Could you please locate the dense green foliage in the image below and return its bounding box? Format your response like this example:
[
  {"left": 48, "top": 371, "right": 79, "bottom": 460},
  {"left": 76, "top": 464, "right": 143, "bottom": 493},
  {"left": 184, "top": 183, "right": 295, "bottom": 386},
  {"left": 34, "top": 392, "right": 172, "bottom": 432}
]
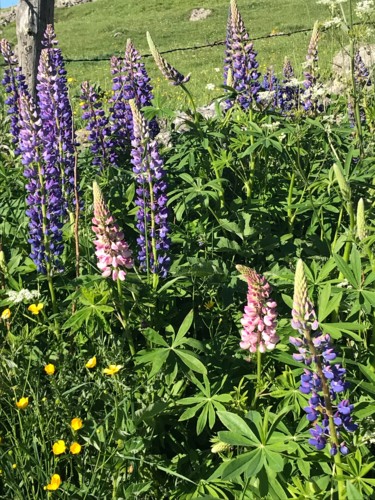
[{"left": 1, "top": 1, "right": 375, "bottom": 498}]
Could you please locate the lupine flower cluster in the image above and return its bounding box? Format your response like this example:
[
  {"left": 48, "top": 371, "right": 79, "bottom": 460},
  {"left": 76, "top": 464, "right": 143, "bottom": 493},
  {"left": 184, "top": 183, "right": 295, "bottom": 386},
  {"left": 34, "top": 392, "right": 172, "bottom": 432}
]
[
  {"left": 237, "top": 265, "right": 279, "bottom": 354},
  {"left": 38, "top": 25, "right": 77, "bottom": 211},
  {"left": 19, "top": 92, "right": 65, "bottom": 273},
  {"left": 223, "top": 0, "right": 261, "bottom": 110},
  {"left": 290, "top": 260, "right": 357, "bottom": 455},
  {"left": 110, "top": 39, "right": 158, "bottom": 146},
  {"left": 147, "top": 32, "right": 190, "bottom": 86},
  {"left": 260, "top": 67, "right": 281, "bottom": 110},
  {"left": 80, "top": 81, "right": 117, "bottom": 169},
  {"left": 348, "top": 51, "right": 372, "bottom": 127},
  {"left": 0, "top": 39, "right": 29, "bottom": 153},
  {"left": 279, "top": 57, "right": 301, "bottom": 115},
  {"left": 1, "top": 27, "right": 78, "bottom": 274},
  {"left": 302, "top": 21, "right": 321, "bottom": 112},
  {"left": 92, "top": 181, "right": 133, "bottom": 281},
  {"left": 130, "top": 100, "right": 170, "bottom": 277}
]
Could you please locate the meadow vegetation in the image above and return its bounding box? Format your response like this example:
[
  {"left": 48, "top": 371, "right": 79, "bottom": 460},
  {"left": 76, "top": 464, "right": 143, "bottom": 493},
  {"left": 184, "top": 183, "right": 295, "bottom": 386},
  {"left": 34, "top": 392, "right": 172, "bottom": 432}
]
[{"left": 0, "top": 0, "right": 374, "bottom": 498}]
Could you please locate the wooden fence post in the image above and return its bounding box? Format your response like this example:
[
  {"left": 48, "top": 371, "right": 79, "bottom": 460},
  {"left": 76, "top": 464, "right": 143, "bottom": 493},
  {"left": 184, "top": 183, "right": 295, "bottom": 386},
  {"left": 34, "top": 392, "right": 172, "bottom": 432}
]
[{"left": 16, "top": 0, "right": 54, "bottom": 97}]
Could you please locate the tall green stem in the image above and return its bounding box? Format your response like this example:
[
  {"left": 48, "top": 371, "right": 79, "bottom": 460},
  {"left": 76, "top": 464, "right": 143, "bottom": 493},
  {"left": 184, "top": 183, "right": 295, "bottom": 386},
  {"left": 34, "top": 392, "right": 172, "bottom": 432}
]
[{"left": 287, "top": 172, "right": 296, "bottom": 230}]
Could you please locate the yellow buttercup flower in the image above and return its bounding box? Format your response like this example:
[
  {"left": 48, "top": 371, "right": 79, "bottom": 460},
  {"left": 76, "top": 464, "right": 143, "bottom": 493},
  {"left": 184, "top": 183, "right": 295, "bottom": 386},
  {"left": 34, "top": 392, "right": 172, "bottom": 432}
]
[
  {"left": 1, "top": 308, "right": 11, "bottom": 320},
  {"left": 85, "top": 356, "right": 97, "bottom": 369},
  {"left": 71, "top": 417, "right": 83, "bottom": 431},
  {"left": 103, "top": 364, "right": 123, "bottom": 376},
  {"left": 12, "top": 463, "right": 16, "bottom": 469},
  {"left": 44, "top": 363, "right": 55, "bottom": 376},
  {"left": 52, "top": 440, "right": 66, "bottom": 455},
  {"left": 44, "top": 474, "right": 61, "bottom": 491},
  {"left": 67, "top": 77, "right": 75, "bottom": 83},
  {"left": 28, "top": 303, "right": 43, "bottom": 315},
  {"left": 16, "top": 397, "right": 29, "bottom": 409},
  {"left": 70, "top": 442, "right": 82, "bottom": 455},
  {"left": 204, "top": 299, "right": 215, "bottom": 310}
]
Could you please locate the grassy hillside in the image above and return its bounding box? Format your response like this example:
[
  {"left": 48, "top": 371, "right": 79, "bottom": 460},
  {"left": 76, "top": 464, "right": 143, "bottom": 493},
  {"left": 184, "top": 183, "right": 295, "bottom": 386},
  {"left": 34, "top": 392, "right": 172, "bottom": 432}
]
[{"left": 1, "top": 0, "right": 371, "bottom": 106}]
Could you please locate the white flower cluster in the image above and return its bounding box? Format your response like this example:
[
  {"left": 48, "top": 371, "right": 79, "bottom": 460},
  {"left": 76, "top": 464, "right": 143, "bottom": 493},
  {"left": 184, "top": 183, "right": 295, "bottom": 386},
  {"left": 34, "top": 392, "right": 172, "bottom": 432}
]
[
  {"left": 323, "top": 16, "right": 343, "bottom": 28},
  {"left": 317, "top": 0, "right": 347, "bottom": 5},
  {"left": 6, "top": 288, "right": 40, "bottom": 304},
  {"left": 356, "top": 0, "right": 374, "bottom": 18},
  {"left": 261, "top": 121, "right": 281, "bottom": 132}
]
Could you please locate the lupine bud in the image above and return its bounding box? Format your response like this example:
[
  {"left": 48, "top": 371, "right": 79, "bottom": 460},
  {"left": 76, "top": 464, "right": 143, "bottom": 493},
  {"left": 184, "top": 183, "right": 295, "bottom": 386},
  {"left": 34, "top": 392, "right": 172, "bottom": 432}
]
[
  {"left": 92, "top": 182, "right": 133, "bottom": 281},
  {"left": 147, "top": 32, "right": 190, "bottom": 86},
  {"left": 279, "top": 57, "right": 301, "bottom": 115},
  {"left": 356, "top": 198, "right": 366, "bottom": 241},
  {"left": 333, "top": 163, "right": 351, "bottom": 201},
  {"left": 236, "top": 265, "right": 279, "bottom": 354}
]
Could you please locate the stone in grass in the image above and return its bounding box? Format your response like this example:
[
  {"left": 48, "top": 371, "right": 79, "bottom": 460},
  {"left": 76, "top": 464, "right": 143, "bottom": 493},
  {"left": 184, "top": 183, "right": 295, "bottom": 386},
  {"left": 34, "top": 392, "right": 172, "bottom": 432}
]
[
  {"left": 189, "top": 8, "right": 212, "bottom": 22},
  {"left": 332, "top": 44, "right": 375, "bottom": 77}
]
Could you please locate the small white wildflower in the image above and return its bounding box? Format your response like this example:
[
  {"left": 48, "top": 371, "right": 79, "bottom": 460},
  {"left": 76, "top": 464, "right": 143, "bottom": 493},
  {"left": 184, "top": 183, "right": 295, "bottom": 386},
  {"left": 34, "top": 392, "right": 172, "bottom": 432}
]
[
  {"left": 214, "top": 67, "right": 220, "bottom": 73},
  {"left": 205, "top": 83, "right": 216, "bottom": 91},
  {"left": 261, "top": 121, "right": 281, "bottom": 132},
  {"left": 356, "top": 0, "right": 374, "bottom": 18},
  {"left": 6, "top": 289, "right": 40, "bottom": 304},
  {"left": 323, "top": 16, "right": 342, "bottom": 28},
  {"left": 278, "top": 133, "right": 286, "bottom": 142}
]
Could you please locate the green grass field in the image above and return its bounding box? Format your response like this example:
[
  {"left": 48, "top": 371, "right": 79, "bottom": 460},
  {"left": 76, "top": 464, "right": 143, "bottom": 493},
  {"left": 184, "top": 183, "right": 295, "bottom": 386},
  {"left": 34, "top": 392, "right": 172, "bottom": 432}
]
[{"left": 1, "top": 0, "right": 372, "bottom": 106}]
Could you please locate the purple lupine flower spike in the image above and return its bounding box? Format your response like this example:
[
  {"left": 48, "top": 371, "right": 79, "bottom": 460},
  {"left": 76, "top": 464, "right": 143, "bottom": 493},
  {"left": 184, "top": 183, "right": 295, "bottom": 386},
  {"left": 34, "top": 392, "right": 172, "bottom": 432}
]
[
  {"left": 38, "top": 25, "right": 77, "bottom": 212},
  {"left": 0, "top": 39, "right": 29, "bottom": 152},
  {"left": 279, "top": 57, "right": 301, "bottom": 115},
  {"left": 109, "top": 39, "right": 158, "bottom": 145},
  {"left": 80, "top": 81, "right": 117, "bottom": 169},
  {"left": 130, "top": 100, "right": 170, "bottom": 278},
  {"left": 302, "top": 21, "right": 321, "bottom": 113},
  {"left": 236, "top": 265, "right": 279, "bottom": 354},
  {"left": 354, "top": 51, "right": 372, "bottom": 88},
  {"left": 224, "top": 0, "right": 261, "bottom": 110},
  {"left": 147, "top": 32, "right": 190, "bottom": 86},
  {"left": 290, "top": 260, "right": 357, "bottom": 455},
  {"left": 19, "top": 92, "right": 64, "bottom": 274},
  {"left": 92, "top": 182, "right": 133, "bottom": 281},
  {"left": 260, "top": 66, "right": 281, "bottom": 110}
]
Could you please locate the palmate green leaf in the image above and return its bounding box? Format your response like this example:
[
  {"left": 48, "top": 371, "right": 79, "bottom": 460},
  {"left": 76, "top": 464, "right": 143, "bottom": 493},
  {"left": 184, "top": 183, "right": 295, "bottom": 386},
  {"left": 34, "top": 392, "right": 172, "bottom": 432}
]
[
  {"left": 197, "top": 403, "right": 209, "bottom": 435},
  {"left": 321, "top": 322, "right": 363, "bottom": 341},
  {"left": 218, "top": 430, "right": 258, "bottom": 447},
  {"left": 221, "top": 449, "right": 263, "bottom": 480},
  {"left": 62, "top": 307, "right": 92, "bottom": 331},
  {"left": 217, "top": 411, "right": 260, "bottom": 443},
  {"left": 142, "top": 328, "right": 170, "bottom": 347},
  {"left": 333, "top": 254, "right": 359, "bottom": 288},
  {"left": 179, "top": 403, "right": 205, "bottom": 421},
  {"left": 318, "top": 283, "right": 342, "bottom": 322},
  {"left": 263, "top": 448, "right": 284, "bottom": 472},
  {"left": 173, "top": 309, "right": 194, "bottom": 346},
  {"left": 346, "top": 481, "right": 364, "bottom": 500},
  {"left": 174, "top": 349, "right": 207, "bottom": 374}
]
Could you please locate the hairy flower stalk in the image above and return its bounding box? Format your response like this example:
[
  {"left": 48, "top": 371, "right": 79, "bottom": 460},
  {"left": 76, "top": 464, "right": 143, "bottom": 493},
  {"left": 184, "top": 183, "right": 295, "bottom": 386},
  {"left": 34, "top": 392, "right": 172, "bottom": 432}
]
[
  {"left": 290, "top": 260, "right": 357, "bottom": 456},
  {"left": 0, "top": 39, "right": 29, "bottom": 152},
  {"left": 348, "top": 51, "right": 371, "bottom": 127},
  {"left": 130, "top": 100, "right": 170, "bottom": 281},
  {"left": 223, "top": 0, "right": 261, "bottom": 110},
  {"left": 38, "top": 25, "right": 77, "bottom": 213},
  {"left": 110, "top": 39, "right": 158, "bottom": 148},
  {"left": 147, "top": 32, "right": 190, "bottom": 86},
  {"left": 236, "top": 265, "right": 279, "bottom": 353},
  {"left": 92, "top": 182, "right": 133, "bottom": 280},
  {"left": 80, "top": 81, "right": 117, "bottom": 169},
  {"left": 302, "top": 22, "right": 321, "bottom": 113}
]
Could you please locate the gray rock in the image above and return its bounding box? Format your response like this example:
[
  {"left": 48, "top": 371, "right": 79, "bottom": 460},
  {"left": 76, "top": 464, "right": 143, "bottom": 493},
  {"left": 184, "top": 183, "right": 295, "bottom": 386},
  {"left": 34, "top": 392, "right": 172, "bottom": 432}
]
[
  {"left": 189, "top": 8, "right": 212, "bottom": 22},
  {"left": 332, "top": 44, "right": 375, "bottom": 77},
  {"left": 56, "top": 0, "right": 93, "bottom": 8}
]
